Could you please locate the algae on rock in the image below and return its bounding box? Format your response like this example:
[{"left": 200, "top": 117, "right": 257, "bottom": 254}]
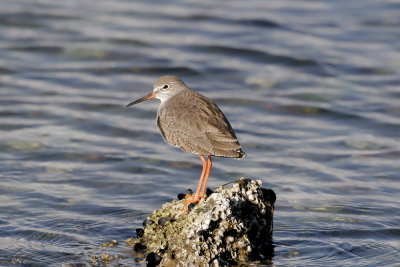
[{"left": 127, "top": 178, "right": 275, "bottom": 266}]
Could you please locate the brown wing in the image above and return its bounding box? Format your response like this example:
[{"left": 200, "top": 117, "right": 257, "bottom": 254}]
[{"left": 157, "top": 90, "right": 246, "bottom": 158}]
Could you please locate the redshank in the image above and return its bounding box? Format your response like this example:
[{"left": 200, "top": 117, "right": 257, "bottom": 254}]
[{"left": 126, "top": 75, "right": 246, "bottom": 213}]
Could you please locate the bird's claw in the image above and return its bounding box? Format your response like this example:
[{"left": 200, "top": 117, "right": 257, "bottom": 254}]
[{"left": 180, "top": 195, "right": 207, "bottom": 215}]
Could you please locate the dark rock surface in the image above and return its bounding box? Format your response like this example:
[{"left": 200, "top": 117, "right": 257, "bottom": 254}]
[{"left": 126, "top": 178, "right": 275, "bottom": 266}]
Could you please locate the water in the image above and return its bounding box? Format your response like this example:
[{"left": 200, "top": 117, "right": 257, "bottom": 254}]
[{"left": 1, "top": 0, "right": 400, "bottom": 266}]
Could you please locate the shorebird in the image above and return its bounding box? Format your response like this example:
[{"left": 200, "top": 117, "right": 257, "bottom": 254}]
[{"left": 126, "top": 75, "right": 246, "bottom": 214}]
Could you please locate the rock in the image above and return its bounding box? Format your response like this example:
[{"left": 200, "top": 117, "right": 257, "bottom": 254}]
[
  {"left": 185, "top": 189, "right": 193, "bottom": 195},
  {"left": 136, "top": 228, "right": 144, "bottom": 238},
  {"left": 157, "top": 217, "right": 173, "bottom": 227},
  {"left": 146, "top": 252, "right": 162, "bottom": 266},
  {"left": 177, "top": 193, "right": 186, "bottom": 200},
  {"left": 133, "top": 242, "right": 146, "bottom": 252},
  {"left": 205, "top": 187, "right": 214, "bottom": 197},
  {"left": 143, "top": 219, "right": 155, "bottom": 228},
  {"left": 126, "top": 178, "right": 275, "bottom": 266}
]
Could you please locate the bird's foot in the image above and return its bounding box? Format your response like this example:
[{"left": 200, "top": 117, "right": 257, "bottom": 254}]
[{"left": 181, "top": 194, "right": 206, "bottom": 215}]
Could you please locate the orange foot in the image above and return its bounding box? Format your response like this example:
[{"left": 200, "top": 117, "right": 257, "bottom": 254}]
[
  {"left": 181, "top": 194, "right": 207, "bottom": 215},
  {"left": 181, "top": 155, "right": 212, "bottom": 216}
]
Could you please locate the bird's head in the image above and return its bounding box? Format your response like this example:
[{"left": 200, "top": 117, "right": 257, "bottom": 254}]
[{"left": 126, "top": 75, "right": 186, "bottom": 107}]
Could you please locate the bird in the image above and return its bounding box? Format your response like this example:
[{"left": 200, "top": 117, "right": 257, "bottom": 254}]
[{"left": 126, "top": 75, "right": 246, "bottom": 214}]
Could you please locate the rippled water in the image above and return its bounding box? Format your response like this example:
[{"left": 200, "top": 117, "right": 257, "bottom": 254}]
[{"left": 1, "top": 0, "right": 400, "bottom": 266}]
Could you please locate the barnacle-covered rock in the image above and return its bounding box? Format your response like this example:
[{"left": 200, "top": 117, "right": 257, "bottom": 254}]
[{"left": 126, "top": 178, "right": 275, "bottom": 266}]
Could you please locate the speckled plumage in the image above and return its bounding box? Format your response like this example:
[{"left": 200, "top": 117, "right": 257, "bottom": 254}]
[
  {"left": 126, "top": 75, "right": 246, "bottom": 212},
  {"left": 156, "top": 83, "right": 245, "bottom": 158}
]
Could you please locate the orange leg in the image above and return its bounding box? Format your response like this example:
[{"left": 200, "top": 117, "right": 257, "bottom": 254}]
[
  {"left": 182, "top": 155, "right": 210, "bottom": 215},
  {"left": 193, "top": 155, "right": 207, "bottom": 201},
  {"left": 199, "top": 156, "right": 212, "bottom": 199}
]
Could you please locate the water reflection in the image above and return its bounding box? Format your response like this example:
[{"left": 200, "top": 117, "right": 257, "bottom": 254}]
[{"left": 0, "top": 0, "right": 400, "bottom": 266}]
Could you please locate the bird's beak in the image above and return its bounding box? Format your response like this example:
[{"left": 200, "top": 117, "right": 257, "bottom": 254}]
[{"left": 126, "top": 92, "right": 156, "bottom": 107}]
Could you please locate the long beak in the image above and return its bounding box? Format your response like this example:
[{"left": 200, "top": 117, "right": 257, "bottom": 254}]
[{"left": 126, "top": 92, "right": 156, "bottom": 107}]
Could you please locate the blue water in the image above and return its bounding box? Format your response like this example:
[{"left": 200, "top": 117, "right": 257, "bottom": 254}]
[{"left": 1, "top": 0, "right": 400, "bottom": 266}]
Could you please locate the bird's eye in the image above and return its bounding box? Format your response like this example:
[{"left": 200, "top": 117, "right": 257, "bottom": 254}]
[{"left": 162, "top": 84, "right": 169, "bottom": 89}]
